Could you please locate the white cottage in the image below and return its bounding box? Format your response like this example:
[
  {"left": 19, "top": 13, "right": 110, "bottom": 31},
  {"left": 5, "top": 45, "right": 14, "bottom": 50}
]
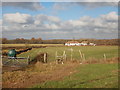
[
  {"left": 65, "top": 41, "right": 96, "bottom": 46},
  {"left": 89, "top": 43, "right": 96, "bottom": 46},
  {"left": 65, "top": 41, "right": 80, "bottom": 46},
  {"left": 79, "top": 41, "right": 88, "bottom": 46}
]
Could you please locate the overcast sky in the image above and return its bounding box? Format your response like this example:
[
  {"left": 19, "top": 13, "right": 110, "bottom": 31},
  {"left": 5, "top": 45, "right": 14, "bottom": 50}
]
[{"left": 1, "top": 1, "right": 119, "bottom": 39}]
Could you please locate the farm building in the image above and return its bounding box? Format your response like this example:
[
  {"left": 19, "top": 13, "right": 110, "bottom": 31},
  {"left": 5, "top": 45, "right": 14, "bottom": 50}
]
[
  {"left": 89, "top": 43, "right": 96, "bottom": 46},
  {"left": 65, "top": 41, "right": 80, "bottom": 46},
  {"left": 79, "top": 41, "right": 88, "bottom": 46},
  {"left": 65, "top": 41, "right": 96, "bottom": 46}
]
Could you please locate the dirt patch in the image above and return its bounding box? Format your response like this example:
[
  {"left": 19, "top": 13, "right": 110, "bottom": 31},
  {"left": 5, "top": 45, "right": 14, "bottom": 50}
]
[
  {"left": 2, "top": 66, "right": 26, "bottom": 73},
  {"left": 2, "top": 61, "right": 79, "bottom": 88}
]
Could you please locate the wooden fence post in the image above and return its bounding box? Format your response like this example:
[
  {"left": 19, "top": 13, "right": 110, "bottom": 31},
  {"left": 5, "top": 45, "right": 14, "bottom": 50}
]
[
  {"left": 27, "top": 55, "right": 30, "bottom": 65},
  {"left": 104, "top": 53, "right": 106, "bottom": 62},
  {"left": 44, "top": 53, "right": 47, "bottom": 63},
  {"left": 79, "top": 50, "right": 83, "bottom": 62}
]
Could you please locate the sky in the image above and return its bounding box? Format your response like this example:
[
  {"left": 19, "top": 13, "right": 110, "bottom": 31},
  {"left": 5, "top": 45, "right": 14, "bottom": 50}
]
[{"left": 1, "top": 1, "right": 119, "bottom": 40}]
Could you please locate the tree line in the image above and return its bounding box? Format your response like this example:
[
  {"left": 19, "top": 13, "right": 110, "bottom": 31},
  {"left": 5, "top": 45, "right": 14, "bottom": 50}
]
[{"left": 1, "top": 37, "right": 120, "bottom": 45}]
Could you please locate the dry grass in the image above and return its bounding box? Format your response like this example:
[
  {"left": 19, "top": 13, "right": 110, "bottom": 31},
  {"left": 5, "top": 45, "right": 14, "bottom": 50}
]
[
  {"left": 2, "top": 61, "right": 79, "bottom": 88},
  {"left": 2, "top": 57, "right": 119, "bottom": 88},
  {"left": 1, "top": 44, "right": 64, "bottom": 47},
  {"left": 77, "top": 57, "right": 118, "bottom": 64}
]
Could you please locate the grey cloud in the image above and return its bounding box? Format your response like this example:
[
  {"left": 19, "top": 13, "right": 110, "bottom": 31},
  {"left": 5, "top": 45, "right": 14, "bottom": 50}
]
[
  {"left": 2, "top": 2, "right": 43, "bottom": 11},
  {"left": 35, "top": 14, "right": 61, "bottom": 24},
  {"left": 74, "top": 2, "right": 118, "bottom": 8},
  {"left": 53, "top": 3, "right": 72, "bottom": 11},
  {"left": 52, "top": 2, "right": 118, "bottom": 12}
]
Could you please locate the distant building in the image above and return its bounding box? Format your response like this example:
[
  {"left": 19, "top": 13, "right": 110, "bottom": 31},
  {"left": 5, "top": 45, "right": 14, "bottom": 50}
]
[
  {"left": 89, "top": 43, "right": 96, "bottom": 46},
  {"left": 79, "top": 41, "right": 88, "bottom": 46},
  {"left": 65, "top": 41, "right": 96, "bottom": 46},
  {"left": 65, "top": 41, "right": 80, "bottom": 46}
]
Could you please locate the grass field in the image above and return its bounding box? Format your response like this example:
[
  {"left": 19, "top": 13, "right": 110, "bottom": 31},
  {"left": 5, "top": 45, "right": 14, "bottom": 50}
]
[
  {"left": 2, "top": 45, "right": 119, "bottom": 88},
  {"left": 32, "top": 63, "right": 118, "bottom": 88},
  {"left": 18, "top": 46, "right": 118, "bottom": 62},
  {"left": 2, "top": 62, "right": 118, "bottom": 88},
  {"left": 1, "top": 44, "right": 63, "bottom": 47}
]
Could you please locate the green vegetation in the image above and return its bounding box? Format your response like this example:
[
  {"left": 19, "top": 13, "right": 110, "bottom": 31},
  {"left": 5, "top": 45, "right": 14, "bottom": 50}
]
[
  {"left": 18, "top": 46, "right": 118, "bottom": 62},
  {"left": 2, "top": 46, "right": 119, "bottom": 88},
  {"left": 32, "top": 63, "right": 118, "bottom": 88}
]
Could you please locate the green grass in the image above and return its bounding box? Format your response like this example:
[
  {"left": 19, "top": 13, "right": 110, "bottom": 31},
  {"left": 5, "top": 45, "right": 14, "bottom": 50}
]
[
  {"left": 2, "top": 45, "right": 119, "bottom": 88},
  {"left": 32, "top": 63, "right": 118, "bottom": 88},
  {"left": 18, "top": 46, "right": 118, "bottom": 62},
  {"left": 2, "top": 46, "right": 118, "bottom": 64}
]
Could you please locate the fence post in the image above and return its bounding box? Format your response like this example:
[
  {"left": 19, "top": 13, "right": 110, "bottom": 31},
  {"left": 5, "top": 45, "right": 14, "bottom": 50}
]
[
  {"left": 104, "top": 53, "right": 106, "bottom": 62},
  {"left": 79, "top": 50, "right": 83, "bottom": 62},
  {"left": 44, "top": 53, "right": 47, "bottom": 63},
  {"left": 27, "top": 55, "right": 30, "bottom": 65}
]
